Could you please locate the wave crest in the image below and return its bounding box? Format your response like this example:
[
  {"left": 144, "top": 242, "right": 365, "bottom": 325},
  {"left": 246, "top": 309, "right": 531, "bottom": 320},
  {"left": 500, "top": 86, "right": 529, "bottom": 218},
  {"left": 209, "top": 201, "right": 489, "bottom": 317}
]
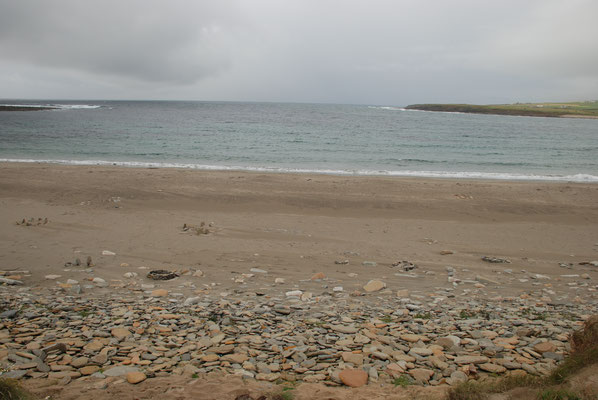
[{"left": 1, "top": 158, "right": 596, "bottom": 183}]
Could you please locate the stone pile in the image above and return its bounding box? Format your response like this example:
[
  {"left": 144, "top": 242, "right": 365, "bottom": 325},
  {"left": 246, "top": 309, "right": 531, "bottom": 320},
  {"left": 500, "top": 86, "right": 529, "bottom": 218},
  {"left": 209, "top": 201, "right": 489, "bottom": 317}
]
[{"left": 1, "top": 280, "right": 595, "bottom": 388}]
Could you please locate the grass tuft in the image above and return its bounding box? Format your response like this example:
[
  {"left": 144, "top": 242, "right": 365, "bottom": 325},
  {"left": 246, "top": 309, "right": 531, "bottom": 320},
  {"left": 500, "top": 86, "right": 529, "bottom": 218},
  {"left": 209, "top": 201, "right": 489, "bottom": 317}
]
[
  {"left": 447, "top": 315, "right": 598, "bottom": 400},
  {"left": 538, "top": 388, "right": 582, "bottom": 400},
  {"left": 0, "top": 378, "right": 37, "bottom": 400},
  {"left": 392, "top": 375, "right": 411, "bottom": 387},
  {"left": 446, "top": 375, "right": 540, "bottom": 400},
  {"left": 548, "top": 316, "right": 598, "bottom": 384}
]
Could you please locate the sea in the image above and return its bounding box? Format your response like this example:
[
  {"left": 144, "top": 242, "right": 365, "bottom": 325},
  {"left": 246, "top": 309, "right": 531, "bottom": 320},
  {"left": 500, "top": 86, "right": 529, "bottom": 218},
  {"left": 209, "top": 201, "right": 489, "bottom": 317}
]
[{"left": 1, "top": 100, "right": 597, "bottom": 182}]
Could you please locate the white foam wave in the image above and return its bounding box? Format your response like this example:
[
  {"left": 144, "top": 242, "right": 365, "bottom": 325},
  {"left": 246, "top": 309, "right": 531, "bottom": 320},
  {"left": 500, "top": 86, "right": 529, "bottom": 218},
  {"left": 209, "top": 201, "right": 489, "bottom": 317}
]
[
  {"left": 368, "top": 106, "right": 405, "bottom": 111},
  {"left": 1, "top": 158, "right": 597, "bottom": 183},
  {"left": 51, "top": 104, "right": 101, "bottom": 110},
  {"left": 367, "top": 106, "right": 467, "bottom": 114}
]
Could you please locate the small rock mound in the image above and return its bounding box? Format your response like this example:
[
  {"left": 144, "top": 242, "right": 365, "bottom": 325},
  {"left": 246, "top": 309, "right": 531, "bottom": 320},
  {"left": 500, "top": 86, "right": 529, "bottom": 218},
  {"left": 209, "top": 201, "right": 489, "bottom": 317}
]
[
  {"left": 147, "top": 270, "right": 179, "bottom": 280},
  {"left": 16, "top": 217, "right": 48, "bottom": 226}
]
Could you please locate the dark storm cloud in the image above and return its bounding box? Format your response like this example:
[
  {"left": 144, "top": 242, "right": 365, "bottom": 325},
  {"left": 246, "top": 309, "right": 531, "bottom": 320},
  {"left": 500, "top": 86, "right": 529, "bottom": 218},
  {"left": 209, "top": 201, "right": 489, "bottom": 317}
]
[
  {"left": 0, "top": 0, "right": 242, "bottom": 84},
  {"left": 0, "top": 0, "right": 596, "bottom": 103}
]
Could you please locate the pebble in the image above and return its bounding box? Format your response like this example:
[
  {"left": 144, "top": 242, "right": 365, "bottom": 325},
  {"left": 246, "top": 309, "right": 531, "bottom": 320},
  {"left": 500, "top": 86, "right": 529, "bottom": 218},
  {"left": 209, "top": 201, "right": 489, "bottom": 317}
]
[
  {"left": 533, "top": 342, "right": 557, "bottom": 353},
  {"left": 409, "top": 368, "right": 434, "bottom": 382},
  {"left": 363, "top": 280, "right": 386, "bottom": 292},
  {"left": 0, "top": 263, "right": 593, "bottom": 390},
  {"left": 0, "top": 309, "right": 18, "bottom": 319},
  {"left": 339, "top": 368, "right": 368, "bottom": 387},
  {"left": 151, "top": 289, "right": 169, "bottom": 297},
  {"left": 126, "top": 371, "right": 147, "bottom": 384},
  {"left": 104, "top": 366, "right": 140, "bottom": 377},
  {"left": 111, "top": 327, "right": 131, "bottom": 339},
  {"left": 80, "top": 366, "right": 99, "bottom": 375},
  {"left": 311, "top": 272, "right": 326, "bottom": 280}
]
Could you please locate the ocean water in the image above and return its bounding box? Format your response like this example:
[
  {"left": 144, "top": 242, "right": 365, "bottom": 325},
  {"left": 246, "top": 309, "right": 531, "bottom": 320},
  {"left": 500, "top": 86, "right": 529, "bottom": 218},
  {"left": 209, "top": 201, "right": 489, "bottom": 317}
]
[{"left": 1, "top": 100, "right": 597, "bottom": 182}]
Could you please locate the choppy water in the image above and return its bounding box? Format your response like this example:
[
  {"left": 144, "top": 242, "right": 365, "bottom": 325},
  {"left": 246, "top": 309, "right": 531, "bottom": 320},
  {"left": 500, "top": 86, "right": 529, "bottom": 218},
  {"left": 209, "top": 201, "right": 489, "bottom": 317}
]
[{"left": 1, "top": 100, "right": 597, "bottom": 182}]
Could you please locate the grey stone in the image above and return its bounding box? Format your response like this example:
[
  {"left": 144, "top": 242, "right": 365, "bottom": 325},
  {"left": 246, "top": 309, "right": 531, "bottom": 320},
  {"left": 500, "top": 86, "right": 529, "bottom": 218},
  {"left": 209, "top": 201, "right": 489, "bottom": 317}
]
[
  {"left": 103, "top": 366, "right": 139, "bottom": 377},
  {"left": 0, "top": 309, "right": 18, "bottom": 319},
  {"left": 1, "top": 370, "right": 28, "bottom": 379}
]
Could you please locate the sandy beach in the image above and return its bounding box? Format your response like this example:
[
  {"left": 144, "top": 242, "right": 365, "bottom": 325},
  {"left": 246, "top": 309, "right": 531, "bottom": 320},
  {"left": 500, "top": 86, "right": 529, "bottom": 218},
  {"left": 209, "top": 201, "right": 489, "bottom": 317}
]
[
  {"left": 2, "top": 162, "right": 597, "bottom": 290},
  {"left": 1, "top": 162, "right": 597, "bottom": 399}
]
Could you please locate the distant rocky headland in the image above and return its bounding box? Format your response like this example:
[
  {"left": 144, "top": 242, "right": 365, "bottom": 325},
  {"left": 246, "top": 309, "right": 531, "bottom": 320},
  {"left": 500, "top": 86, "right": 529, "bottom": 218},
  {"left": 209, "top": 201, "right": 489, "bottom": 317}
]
[
  {"left": 0, "top": 105, "right": 58, "bottom": 111},
  {"left": 405, "top": 101, "right": 598, "bottom": 118}
]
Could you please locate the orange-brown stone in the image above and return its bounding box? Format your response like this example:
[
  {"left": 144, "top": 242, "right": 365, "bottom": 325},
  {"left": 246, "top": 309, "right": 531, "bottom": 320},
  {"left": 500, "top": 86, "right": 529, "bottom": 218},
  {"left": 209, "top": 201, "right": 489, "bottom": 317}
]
[{"left": 339, "top": 368, "right": 368, "bottom": 387}]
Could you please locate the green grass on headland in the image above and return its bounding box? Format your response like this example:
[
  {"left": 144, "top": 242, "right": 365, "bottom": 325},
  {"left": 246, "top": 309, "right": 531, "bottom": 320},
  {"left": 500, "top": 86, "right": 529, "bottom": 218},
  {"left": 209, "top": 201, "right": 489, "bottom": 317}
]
[{"left": 405, "top": 101, "right": 598, "bottom": 118}]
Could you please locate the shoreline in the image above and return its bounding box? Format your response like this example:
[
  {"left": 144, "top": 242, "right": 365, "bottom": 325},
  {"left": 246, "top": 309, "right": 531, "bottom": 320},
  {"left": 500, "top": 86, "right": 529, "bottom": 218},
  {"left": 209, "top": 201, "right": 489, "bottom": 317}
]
[{"left": 2, "top": 159, "right": 597, "bottom": 184}]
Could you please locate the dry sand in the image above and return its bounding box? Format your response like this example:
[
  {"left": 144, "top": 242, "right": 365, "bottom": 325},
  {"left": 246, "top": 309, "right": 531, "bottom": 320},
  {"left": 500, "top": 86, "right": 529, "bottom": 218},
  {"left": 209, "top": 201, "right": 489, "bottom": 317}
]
[
  {"left": 1, "top": 162, "right": 598, "bottom": 399},
  {"left": 1, "top": 162, "right": 597, "bottom": 296}
]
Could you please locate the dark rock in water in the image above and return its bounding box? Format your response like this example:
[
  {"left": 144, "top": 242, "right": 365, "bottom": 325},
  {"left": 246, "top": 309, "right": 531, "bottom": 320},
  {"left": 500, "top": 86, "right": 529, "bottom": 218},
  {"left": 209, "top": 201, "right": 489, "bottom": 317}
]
[
  {"left": 0, "top": 309, "right": 18, "bottom": 319},
  {"left": 482, "top": 256, "right": 511, "bottom": 264},
  {"left": 147, "top": 269, "right": 179, "bottom": 280}
]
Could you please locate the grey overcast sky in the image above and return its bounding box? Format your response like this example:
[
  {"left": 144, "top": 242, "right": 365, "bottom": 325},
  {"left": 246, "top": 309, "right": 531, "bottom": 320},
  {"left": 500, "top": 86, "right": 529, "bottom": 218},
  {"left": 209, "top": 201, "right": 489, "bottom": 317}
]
[{"left": 0, "top": 0, "right": 596, "bottom": 105}]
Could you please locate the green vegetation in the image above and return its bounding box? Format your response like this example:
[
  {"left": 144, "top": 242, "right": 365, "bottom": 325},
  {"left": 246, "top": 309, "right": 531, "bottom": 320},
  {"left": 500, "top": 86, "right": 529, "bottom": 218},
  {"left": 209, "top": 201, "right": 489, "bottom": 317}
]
[
  {"left": 0, "top": 378, "right": 37, "bottom": 400},
  {"left": 380, "top": 315, "right": 393, "bottom": 323},
  {"left": 548, "top": 316, "right": 598, "bottom": 384},
  {"left": 446, "top": 375, "right": 540, "bottom": 400},
  {"left": 520, "top": 308, "right": 549, "bottom": 321},
  {"left": 280, "top": 387, "right": 295, "bottom": 400},
  {"left": 538, "top": 389, "right": 582, "bottom": 400},
  {"left": 413, "top": 312, "right": 432, "bottom": 319},
  {"left": 392, "top": 375, "right": 412, "bottom": 387},
  {"left": 446, "top": 316, "right": 598, "bottom": 400},
  {"left": 459, "top": 310, "right": 490, "bottom": 320},
  {"left": 405, "top": 101, "right": 598, "bottom": 118}
]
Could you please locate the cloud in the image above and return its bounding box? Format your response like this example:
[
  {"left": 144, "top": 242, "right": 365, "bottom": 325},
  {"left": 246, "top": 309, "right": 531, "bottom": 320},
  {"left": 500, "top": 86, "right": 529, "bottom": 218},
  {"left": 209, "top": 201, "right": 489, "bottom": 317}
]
[
  {"left": 479, "top": 0, "right": 598, "bottom": 79},
  {"left": 0, "top": 0, "right": 596, "bottom": 103},
  {"left": 0, "top": 0, "right": 243, "bottom": 84}
]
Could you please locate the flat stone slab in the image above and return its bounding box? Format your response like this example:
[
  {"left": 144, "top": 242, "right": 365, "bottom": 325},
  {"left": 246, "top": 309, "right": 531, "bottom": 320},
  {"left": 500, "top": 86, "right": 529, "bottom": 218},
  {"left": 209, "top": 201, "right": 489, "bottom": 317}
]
[
  {"left": 103, "top": 366, "right": 140, "bottom": 377},
  {"left": 454, "top": 356, "right": 489, "bottom": 364}
]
